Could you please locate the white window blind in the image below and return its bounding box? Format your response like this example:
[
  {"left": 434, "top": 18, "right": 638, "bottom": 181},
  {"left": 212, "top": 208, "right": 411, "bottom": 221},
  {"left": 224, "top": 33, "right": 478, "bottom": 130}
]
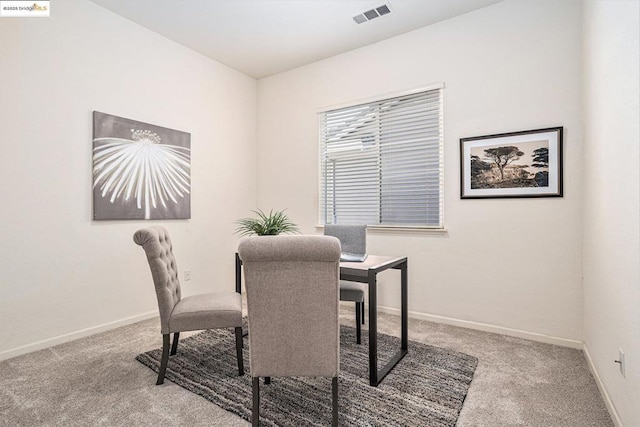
[{"left": 319, "top": 88, "right": 443, "bottom": 227}]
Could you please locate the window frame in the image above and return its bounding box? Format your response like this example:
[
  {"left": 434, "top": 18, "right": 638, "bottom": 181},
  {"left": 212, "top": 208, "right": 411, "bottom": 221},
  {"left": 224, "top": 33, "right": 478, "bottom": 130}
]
[{"left": 317, "top": 83, "right": 445, "bottom": 230}]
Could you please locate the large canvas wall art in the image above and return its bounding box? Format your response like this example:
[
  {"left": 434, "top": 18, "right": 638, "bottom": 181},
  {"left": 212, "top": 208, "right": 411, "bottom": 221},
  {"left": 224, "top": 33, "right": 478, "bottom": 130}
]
[{"left": 92, "top": 111, "right": 191, "bottom": 220}]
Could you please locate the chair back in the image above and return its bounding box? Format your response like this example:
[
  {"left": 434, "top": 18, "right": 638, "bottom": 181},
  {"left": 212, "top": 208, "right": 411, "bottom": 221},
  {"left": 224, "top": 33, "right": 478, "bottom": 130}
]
[
  {"left": 133, "top": 226, "right": 182, "bottom": 334},
  {"left": 238, "top": 235, "right": 341, "bottom": 378},
  {"left": 324, "top": 225, "right": 367, "bottom": 254}
]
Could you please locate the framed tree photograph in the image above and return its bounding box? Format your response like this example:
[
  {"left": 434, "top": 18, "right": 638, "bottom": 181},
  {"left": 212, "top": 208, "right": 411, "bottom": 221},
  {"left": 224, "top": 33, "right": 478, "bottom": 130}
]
[
  {"left": 460, "top": 127, "right": 563, "bottom": 199},
  {"left": 92, "top": 111, "right": 191, "bottom": 220}
]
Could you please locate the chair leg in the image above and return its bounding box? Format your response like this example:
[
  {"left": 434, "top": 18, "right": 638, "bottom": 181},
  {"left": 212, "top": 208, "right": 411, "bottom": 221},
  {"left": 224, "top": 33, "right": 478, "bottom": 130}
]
[
  {"left": 234, "top": 327, "right": 244, "bottom": 376},
  {"left": 170, "top": 332, "right": 180, "bottom": 356},
  {"left": 252, "top": 377, "right": 260, "bottom": 427},
  {"left": 332, "top": 376, "right": 339, "bottom": 427},
  {"left": 355, "top": 301, "right": 365, "bottom": 325},
  {"left": 355, "top": 302, "right": 362, "bottom": 344},
  {"left": 157, "top": 334, "right": 170, "bottom": 385},
  {"left": 264, "top": 377, "right": 271, "bottom": 385}
]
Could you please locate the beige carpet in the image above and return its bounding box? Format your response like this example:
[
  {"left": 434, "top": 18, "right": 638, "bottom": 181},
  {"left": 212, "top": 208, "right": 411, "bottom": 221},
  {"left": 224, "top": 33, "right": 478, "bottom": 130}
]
[{"left": 0, "top": 306, "right": 613, "bottom": 426}]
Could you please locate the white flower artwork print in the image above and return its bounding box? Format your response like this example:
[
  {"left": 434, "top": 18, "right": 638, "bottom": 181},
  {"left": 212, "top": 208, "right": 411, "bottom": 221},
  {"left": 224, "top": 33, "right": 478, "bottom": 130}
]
[{"left": 92, "top": 111, "right": 191, "bottom": 220}]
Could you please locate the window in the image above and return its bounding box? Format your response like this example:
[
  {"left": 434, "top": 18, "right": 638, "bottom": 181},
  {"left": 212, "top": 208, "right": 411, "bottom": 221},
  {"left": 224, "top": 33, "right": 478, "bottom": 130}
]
[{"left": 318, "top": 86, "right": 443, "bottom": 227}]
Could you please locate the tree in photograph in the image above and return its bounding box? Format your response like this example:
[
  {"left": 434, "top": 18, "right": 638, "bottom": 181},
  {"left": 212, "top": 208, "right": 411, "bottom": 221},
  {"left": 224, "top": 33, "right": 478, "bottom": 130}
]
[
  {"left": 470, "top": 155, "right": 492, "bottom": 188},
  {"left": 483, "top": 146, "right": 524, "bottom": 181},
  {"left": 531, "top": 147, "right": 549, "bottom": 187},
  {"left": 531, "top": 147, "right": 549, "bottom": 168}
]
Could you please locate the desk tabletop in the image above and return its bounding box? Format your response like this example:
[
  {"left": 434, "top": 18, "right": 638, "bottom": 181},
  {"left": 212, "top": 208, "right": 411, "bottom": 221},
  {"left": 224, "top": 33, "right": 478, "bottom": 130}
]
[{"left": 340, "top": 255, "right": 407, "bottom": 277}]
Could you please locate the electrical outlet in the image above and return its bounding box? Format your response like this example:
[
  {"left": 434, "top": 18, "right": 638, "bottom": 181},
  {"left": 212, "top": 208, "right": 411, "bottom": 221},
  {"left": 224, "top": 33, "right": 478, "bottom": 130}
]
[
  {"left": 617, "top": 349, "right": 625, "bottom": 378},
  {"left": 184, "top": 270, "right": 191, "bottom": 281}
]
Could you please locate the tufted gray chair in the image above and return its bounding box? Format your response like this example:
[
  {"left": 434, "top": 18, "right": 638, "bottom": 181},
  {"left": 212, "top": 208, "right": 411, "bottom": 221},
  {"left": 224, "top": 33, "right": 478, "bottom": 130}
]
[
  {"left": 238, "top": 235, "right": 341, "bottom": 427},
  {"left": 324, "top": 224, "right": 368, "bottom": 344},
  {"left": 134, "top": 226, "right": 244, "bottom": 385}
]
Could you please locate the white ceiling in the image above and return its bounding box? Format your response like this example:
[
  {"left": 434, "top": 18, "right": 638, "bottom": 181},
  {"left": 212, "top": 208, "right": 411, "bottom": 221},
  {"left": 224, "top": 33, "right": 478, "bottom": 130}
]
[{"left": 89, "top": 0, "right": 502, "bottom": 79}]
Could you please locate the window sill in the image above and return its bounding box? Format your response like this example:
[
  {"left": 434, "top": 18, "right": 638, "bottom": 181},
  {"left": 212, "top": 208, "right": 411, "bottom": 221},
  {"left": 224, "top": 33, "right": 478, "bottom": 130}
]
[{"left": 315, "top": 225, "right": 448, "bottom": 234}]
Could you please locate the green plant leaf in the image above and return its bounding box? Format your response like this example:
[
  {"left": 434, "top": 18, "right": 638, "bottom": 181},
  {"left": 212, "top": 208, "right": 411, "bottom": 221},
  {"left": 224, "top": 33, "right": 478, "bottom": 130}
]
[{"left": 234, "top": 209, "right": 300, "bottom": 236}]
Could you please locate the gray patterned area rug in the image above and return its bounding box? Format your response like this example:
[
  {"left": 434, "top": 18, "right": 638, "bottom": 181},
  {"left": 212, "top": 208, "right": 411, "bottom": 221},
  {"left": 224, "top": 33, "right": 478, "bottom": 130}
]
[{"left": 136, "top": 325, "right": 477, "bottom": 426}]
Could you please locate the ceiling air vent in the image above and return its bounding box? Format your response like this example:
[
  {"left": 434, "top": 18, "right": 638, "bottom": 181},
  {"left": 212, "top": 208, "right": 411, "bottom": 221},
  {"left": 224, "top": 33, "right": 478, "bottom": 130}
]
[{"left": 353, "top": 3, "right": 392, "bottom": 24}]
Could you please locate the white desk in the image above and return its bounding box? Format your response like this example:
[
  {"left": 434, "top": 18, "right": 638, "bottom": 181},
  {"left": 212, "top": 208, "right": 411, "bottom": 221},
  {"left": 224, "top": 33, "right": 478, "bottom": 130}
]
[
  {"left": 235, "top": 253, "right": 408, "bottom": 387},
  {"left": 339, "top": 255, "right": 408, "bottom": 386}
]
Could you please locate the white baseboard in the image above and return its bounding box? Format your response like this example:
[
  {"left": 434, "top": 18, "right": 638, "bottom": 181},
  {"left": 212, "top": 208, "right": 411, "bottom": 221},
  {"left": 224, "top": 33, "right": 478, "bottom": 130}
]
[
  {"left": 376, "top": 305, "right": 584, "bottom": 349},
  {"left": 2, "top": 304, "right": 583, "bottom": 359},
  {"left": 583, "top": 345, "right": 623, "bottom": 427},
  {"left": 0, "top": 310, "right": 158, "bottom": 362}
]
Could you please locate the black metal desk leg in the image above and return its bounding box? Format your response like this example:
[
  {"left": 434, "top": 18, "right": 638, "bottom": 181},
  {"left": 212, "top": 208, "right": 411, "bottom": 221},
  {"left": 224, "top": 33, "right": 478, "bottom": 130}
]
[
  {"left": 401, "top": 260, "right": 408, "bottom": 350},
  {"left": 368, "top": 270, "right": 377, "bottom": 386}
]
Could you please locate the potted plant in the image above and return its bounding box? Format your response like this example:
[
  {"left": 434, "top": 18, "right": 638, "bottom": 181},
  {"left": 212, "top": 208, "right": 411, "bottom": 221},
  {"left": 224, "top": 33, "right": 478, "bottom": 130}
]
[{"left": 235, "top": 209, "right": 300, "bottom": 236}]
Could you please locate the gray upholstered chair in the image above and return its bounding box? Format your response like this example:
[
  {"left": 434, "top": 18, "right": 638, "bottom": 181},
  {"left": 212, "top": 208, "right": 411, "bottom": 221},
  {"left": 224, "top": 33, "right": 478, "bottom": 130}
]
[
  {"left": 238, "top": 235, "right": 341, "bottom": 427},
  {"left": 133, "top": 226, "right": 244, "bottom": 385},
  {"left": 324, "top": 224, "right": 367, "bottom": 344}
]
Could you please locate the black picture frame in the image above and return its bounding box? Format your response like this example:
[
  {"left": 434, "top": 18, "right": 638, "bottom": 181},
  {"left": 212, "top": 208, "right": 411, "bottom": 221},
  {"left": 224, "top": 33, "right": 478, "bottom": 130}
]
[{"left": 460, "top": 127, "right": 563, "bottom": 199}]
